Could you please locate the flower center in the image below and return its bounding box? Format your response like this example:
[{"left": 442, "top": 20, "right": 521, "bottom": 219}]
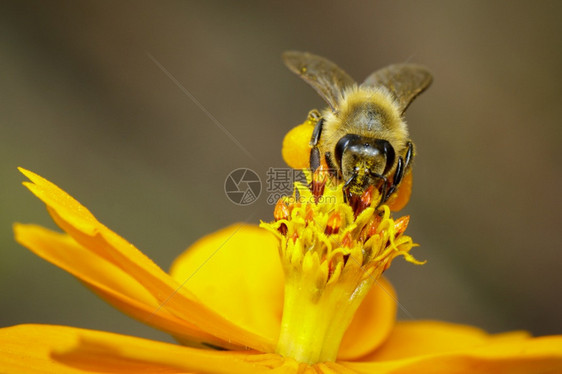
[{"left": 260, "top": 169, "right": 423, "bottom": 364}]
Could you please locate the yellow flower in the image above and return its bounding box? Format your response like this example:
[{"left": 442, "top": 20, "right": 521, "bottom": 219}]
[
  {"left": 260, "top": 168, "right": 423, "bottom": 364},
  {"left": 2, "top": 167, "right": 562, "bottom": 373}
]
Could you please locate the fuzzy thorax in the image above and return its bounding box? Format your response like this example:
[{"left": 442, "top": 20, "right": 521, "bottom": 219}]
[{"left": 321, "top": 85, "right": 409, "bottom": 156}]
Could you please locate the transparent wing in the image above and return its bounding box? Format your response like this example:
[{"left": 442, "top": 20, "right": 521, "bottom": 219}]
[
  {"left": 362, "top": 64, "right": 432, "bottom": 113},
  {"left": 283, "top": 51, "right": 355, "bottom": 111}
]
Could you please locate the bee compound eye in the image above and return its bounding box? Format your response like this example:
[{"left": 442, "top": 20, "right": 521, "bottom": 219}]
[
  {"left": 375, "top": 139, "right": 395, "bottom": 176},
  {"left": 335, "top": 134, "right": 362, "bottom": 170}
]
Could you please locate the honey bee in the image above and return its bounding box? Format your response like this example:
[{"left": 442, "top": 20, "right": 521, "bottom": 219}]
[{"left": 283, "top": 51, "right": 432, "bottom": 205}]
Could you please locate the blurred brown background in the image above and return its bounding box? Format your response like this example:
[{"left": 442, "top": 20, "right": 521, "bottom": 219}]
[{"left": 1, "top": 1, "right": 561, "bottom": 343}]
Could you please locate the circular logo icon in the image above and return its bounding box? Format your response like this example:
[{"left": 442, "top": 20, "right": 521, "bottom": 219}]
[{"left": 224, "top": 168, "right": 261, "bottom": 205}]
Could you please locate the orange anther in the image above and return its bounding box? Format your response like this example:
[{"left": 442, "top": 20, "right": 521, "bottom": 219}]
[
  {"left": 325, "top": 212, "right": 342, "bottom": 235},
  {"left": 274, "top": 199, "right": 290, "bottom": 221},
  {"left": 341, "top": 232, "right": 353, "bottom": 248},
  {"left": 394, "top": 216, "right": 410, "bottom": 235}
]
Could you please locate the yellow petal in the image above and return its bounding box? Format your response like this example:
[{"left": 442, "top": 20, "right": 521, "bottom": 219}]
[
  {"left": 17, "top": 168, "right": 273, "bottom": 352},
  {"left": 342, "top": 321, "right": 562, "bottom": 373},
  {"left": 0, "top": 325, "right": 284, "bottom": 373},
  {"left": 337, "top": 278, "right": 397, "bottom": 360},
  {"left": 169, "top": 223, "right": 398, "bottom": 362},
  {"left": 169, "top": 224, "right": 284, "bottom": 344},
  {"left": 0, "top": 325, "right": 93, "bottom": 374},
  {"left": 265, "top": 359, "right": 358, "bottom": 374},
  {"left": 366, "top": 320, "right": 499, "bottom": 360},
  {"left": 14, "top": 224, "right": 224, "bottom": 347}
]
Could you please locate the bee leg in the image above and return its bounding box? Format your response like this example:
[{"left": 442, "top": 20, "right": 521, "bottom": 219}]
[
  {"left": 386, "top": 156, "right": 404, "bottom": 198},
  {"left": 310, "top": 147, "right": 321, "bottom": 171},
  {"left": 309, "top": 118, "right": 324, "bottom": 171},
  {"left": 385, "top": 142, "right": 413, "bottom": 200},
  {"left": 310, "top": 118, "right": 324, "bottom": 147},
  {"left": 403, "top": 141, "right": 413, "bottom": 170},
  {"left": 379, "top": 179, "right": 388, "bottom": 207}
]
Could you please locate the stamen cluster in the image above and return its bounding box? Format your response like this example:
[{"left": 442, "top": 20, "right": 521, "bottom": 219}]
[
  {"left": 262, "top": 169, "right": 421, "bottom": 290},
  {"left": 260, "top": 168, "right": 423, "bottom": 364}
]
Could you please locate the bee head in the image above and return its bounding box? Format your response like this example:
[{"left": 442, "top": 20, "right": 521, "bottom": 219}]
[{"left": 334, "top": 134, "right": 396, "bottom": 195}]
